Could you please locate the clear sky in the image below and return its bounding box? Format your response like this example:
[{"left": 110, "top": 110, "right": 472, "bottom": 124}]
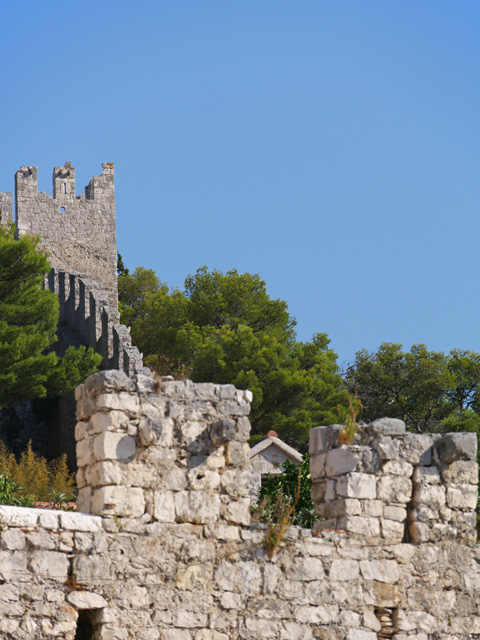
[{"left": 1, "top": 2, "right": 479, "bottom": 367}]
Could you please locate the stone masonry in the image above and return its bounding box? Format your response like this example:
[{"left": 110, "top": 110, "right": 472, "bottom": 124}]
[
  {"left": 0, "top": 190, "right": 13, "bottom": 226},
  {"left": 0, "top": 370, "right": 479, "bottom": 639},
  {"left": 310, "top": 419, "right": 478, "bottom": 546},
  {"left": 13, "top": 162, "right": 118, "bottom": 308},
  {"left": 47, "top": 269, "right": 148, "bottom": 378}
]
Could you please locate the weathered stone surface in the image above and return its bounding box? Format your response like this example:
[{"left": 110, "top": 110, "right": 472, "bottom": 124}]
[
  {"left": 368, "top": 417, "right": 406, "bottom": 436},
  {"left": 436, "top": 433, "right": 477, "bottom": 464},
  {"left": 326, "top": 449, "right": 358, "bottom": 476},
  {"left": 67, "top": 591, "right": 108, "bottom": 609},
  {"left": 336, "top": 473, "right": 376, "bottom": 499},
  {"left": 94, "top": 432, "right": 136, "bottom": 462}
]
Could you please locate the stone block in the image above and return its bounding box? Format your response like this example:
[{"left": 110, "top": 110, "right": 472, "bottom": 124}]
[
  {"left": 311, "top": 480, "right": 326, "bottom": 502},
  {"left": 337, "top": 516, "right": 380, "bottom": 537},
  {"left": 373, "top": 436, "right": 399, "bottom": 460},
  {"left": 310, "top": 453, "right": 326, "bottom": 479},
  {"left": 446, "top": 484, "right": 478, "bottom": 510},
  {"left": 309, "top": 425, "right": 342, "bottom": 455},
  {"left": 29, "top": 551, "right": 68, "bottom": 581},
  {"left": 413, "top": 484, "right": 445, "bottom": 509},
  {"left": 413, "top": 465, "right": 441, "bottom": 484},
  {"left": 0, "top": 506, "right": 39, "bottom": 527},
  {"left": 75, "top": 420, "right": 88, "bottom": 441},
  {"left": 76, "top": 487, "right": 92, "bottom": 513},
  {"left": 381, "top": 519, "right": 404, "bottom": 541},
  {"left": 91, "top": 486, "right": 145, "bottom": 518},
  {"left": 316, "top": 498, "right": 361, "bottom": 519},
  {"left": 67, "top": 591, "right": 107, "bottom": 609},
  {"left": 377, "top": 475, "right": 412, "bottom": 504},
  {"left": 336, "top": 472, "right": 376, "bottom": 499},
  {"left": 437, "top": 432, "right": 477, "bottom": 464},
  {"left": 329, "top": 559, "right": 360, "bottom": 581},
  {"left": 151, "top": 491, "right": 175, "bottom": 522},
  {"left": 384, "top": 505, "right": 406, "bottom": 522},
  {"left": 368, "top": 417, "right": 406, "bottom": 435},
  {"left": 361, "top": 499, "right": 383, "bottom": 517},
  {"left": 86, "top": 460, "right": 126, "bottom": 486},
  {"left": 226, "top": 441, "right": 250, "bottom": 466},
  {"left": 382, "top": 460, "right": 413, "bottom": 477},
  {"left": 1, "top": 528, "right": 26, "bottom": 550},
  {"left": 220, "top": 497, "right": 251, "bottom": 525},
  {"left": 95, "top": 392, "right": 140, "bottom": 414},
  {"left": 442, "top": 460, "right": 478, "bottom": 485},
  {"left": 359, "top": 559, "right": 399, "bottom": 584},
  {"left": 210, "top": 418, "right": 236, "bottom": 446},
  {"left": 77, "top": 436, "right": 94, "bottom": 467},
  {"left": 90, "top": 410, "right": 130, "bottom": 432},
  {"left": 188, "top": 468, "right": 221, "bottom": 492},
  {"left": 326, "top": 448, "right": 358, "bottom": 476},
  {"left": 286, "top": 557, "right": 325, "bottom": 581},
  {"left": 84, "top": 370, "right": 136, "bottom": 396},
  {"left": 399, "top": 434, "right": 434, "bottom": 465},
  {"left": 175, "top": 491, "right": 220, "bottom": 524},
  {"left": 94, "top": 432, "right": 136, "bottom": 462}
]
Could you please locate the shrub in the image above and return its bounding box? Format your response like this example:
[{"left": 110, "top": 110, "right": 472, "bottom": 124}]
[
  {"left": 0, "top": 441, "right": 76, "bottom": 504},
  {"left": 252, "top": 454, "right": 318, "bottom": 529}
]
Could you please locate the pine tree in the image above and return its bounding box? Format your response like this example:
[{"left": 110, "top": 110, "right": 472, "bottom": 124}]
[{"left": 0, "top": 224, "right": 101, "bottom": 409}]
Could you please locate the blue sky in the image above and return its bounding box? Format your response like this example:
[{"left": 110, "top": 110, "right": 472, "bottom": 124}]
[{"left": 1, "top": 2, "right": 479, "bottom": 367}]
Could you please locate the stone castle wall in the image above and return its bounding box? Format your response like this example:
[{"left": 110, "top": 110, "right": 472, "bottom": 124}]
[
  {"left": 0, "top": 190, "right": 13, "bottom": 226},
  {"left": 14, "top": 162, "right": 118, "bottom": 308},
  {"left": 0, "top": 371, "right": 479, "bottom": 639},
  {"left": 47, "top": 269, "right": 148, "bottom": 378}
]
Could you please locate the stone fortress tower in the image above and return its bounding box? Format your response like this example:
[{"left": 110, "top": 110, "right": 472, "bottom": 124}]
[
  {"left": 0, "top": 162, "right": 149, "bottom": 465},
  {"left": 14, "top": 162, "right": 118, "bottom": 308},
  {"left": 0, "top": 162, "right": 148, "bottom": 377}
]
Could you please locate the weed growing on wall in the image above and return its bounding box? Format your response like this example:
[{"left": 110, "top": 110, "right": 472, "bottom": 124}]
[
  {"left": 337, "top": 392, "right": 363, "bottom": 444},
  {"left": 0, "top": 441, "right": 76, "bottom": 504}
]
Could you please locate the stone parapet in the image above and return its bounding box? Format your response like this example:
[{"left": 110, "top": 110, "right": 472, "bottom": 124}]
[
  {"left": 47, "top": 268, "right": 149, "bottom": 377},
  {"left": 74, "top": 371, "right": 253, "bottom": 526},
  {"left": 310, "top": 418, "right": 478, "bottom": 545}
]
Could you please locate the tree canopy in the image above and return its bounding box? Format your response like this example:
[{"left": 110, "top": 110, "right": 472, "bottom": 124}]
[
  {"left": 0, "top": 225, "right": 101, "bottom": 409},
  {"left": 344, "top": 342, "right": 480, "bottom": 435},
  {"left": 119, "top": 266, "right": 346, "bottom": 447}
]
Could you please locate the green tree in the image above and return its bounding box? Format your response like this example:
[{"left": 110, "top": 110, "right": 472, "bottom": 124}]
[
  {"left": 0, "top": 225, "right": 101, "bottom": 409},
  {"left": 119, "top": 266, "right": 346, "bottom": 447},
  {"left": 345, "top": 342, "right": 480, "bottom": 434}
]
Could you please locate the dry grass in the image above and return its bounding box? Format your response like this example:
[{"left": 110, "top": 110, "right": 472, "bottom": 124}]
[{"left": 0, "top": 441, "right": 76, "bottom": 502}]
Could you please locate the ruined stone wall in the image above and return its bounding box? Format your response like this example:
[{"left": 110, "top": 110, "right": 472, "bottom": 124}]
[
  {"left": 310, "top": 419, "right": 478, "bottom": 546},
  {"left": 0, "top": 190, "right": 13, "bottom": 226},
  {"left": 15, "top": 162, "right": 118, "bottom": 307},
  {"left": 0, "top": 371, "right": 480, "bottom": 639}
]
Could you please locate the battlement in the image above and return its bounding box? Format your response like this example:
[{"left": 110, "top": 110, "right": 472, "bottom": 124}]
[
  {"left": 47, "top": 268, "right": 150, "bottom": 378},
  {"left": 15, "top": 162, "right": 118, "bottom": 307}
]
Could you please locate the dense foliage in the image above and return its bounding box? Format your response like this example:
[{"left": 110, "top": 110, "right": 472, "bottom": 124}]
[
  {"left": 345, "top": 343, "right": 480, "bottom": 438},
  {"left": 119, "top": 265, "right": 347, "bottom": 447},
  {"left": 0, "top": 225, "right": 101, "bottom": 409},
  {"left": 254, "top": 455, "right": 318, "bottom": 528}
]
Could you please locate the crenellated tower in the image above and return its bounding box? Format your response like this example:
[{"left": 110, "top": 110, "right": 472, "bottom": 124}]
[{"left": 14, "top": 162, "right": 118, "bottom": 308}]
